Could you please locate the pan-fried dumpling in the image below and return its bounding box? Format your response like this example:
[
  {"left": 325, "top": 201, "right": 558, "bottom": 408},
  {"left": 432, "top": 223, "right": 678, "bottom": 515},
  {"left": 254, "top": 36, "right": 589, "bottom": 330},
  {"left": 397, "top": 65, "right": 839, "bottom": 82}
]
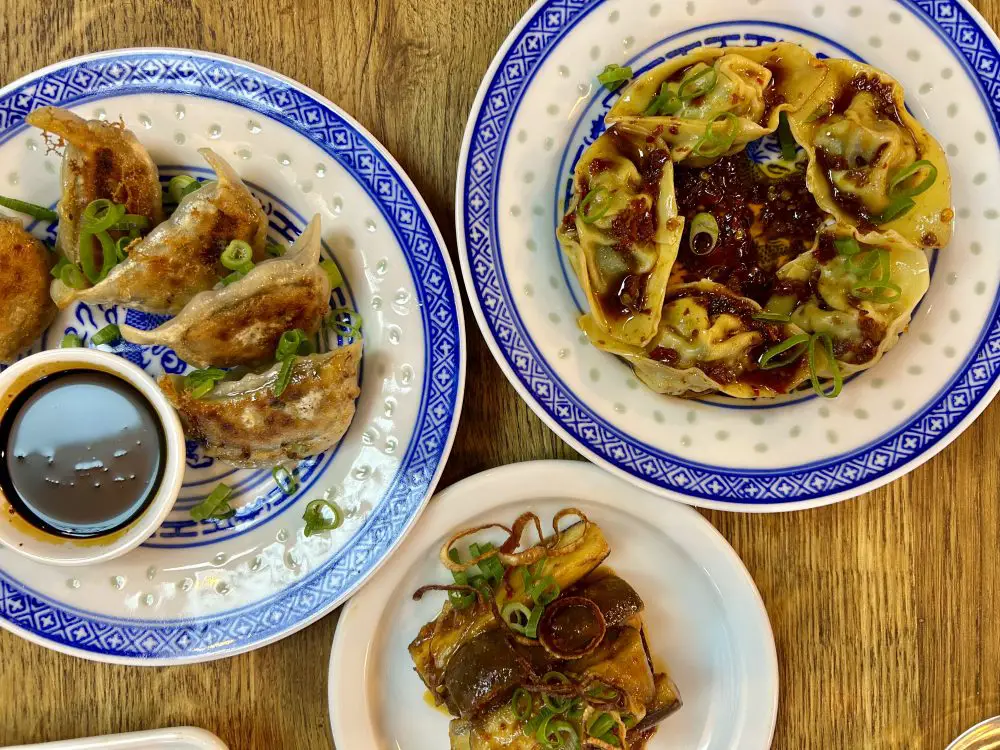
[
  {"left": 51, "top": 148, "right": 268, "bottom": 314},
  {"left": 787, "top": 59, "right": 953, "bottom": 251},
  {"left": 0, "top": 219, "right": 56, "bottom": 363},
  {"left": 764, "top": 225, "right": 929, "bottom": 375},
  {"left": 26, "top": 107, "right": 162, "bottom": 262},
  {"left": 607, "top": 43, "right": 828, "bottom": 165},
  {"left": 159, "top": 342, "right": 361, "bottom": 467},
  {"left": 558, "top": 125, "right": 684, "bottom": 347},
  {"left": 581, "top": 281, "right": 810, "bottom": 399},
  {"left": 120, "top": 216, "right": 331, "bottom": 368}
]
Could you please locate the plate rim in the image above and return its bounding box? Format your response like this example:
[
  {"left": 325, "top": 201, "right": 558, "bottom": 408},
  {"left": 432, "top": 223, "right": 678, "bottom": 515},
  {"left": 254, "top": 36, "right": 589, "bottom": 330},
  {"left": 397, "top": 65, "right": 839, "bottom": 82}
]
[
  {"left": 454, "top": 0, "right": 1000, "bottom": 512},
  {"left": 0, "top": 46, "right": 467, "bottom": 664},
  {"left": 328, "top": 459, "right": 780, "bottom": 749}
]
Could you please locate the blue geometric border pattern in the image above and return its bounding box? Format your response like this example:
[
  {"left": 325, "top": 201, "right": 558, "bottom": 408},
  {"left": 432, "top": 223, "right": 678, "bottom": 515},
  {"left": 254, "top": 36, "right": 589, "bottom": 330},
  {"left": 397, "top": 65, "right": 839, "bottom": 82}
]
[
  {"left": 461, "top": 0, "right": 1000, "bottom": 504},
  {"left": 0, "top": 51, "right": 463, "bottom": 659}
]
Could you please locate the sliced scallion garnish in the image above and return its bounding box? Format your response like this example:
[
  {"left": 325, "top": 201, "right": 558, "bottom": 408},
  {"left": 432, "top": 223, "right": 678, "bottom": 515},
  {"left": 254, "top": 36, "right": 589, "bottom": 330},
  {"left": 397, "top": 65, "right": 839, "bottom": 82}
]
[
  {"left": 580, "top": 186, "right": 613, "bottom": 224},
  {"left": 321, "top": 259, "right": 343, "bottom": 288},
  {"left": 808, "top": 333, "right": 843, "bottom": 399},
  {"left": 221, "top": 239, "right": 254, "bottom": 274},
  {"left": 272, "top": 466, "right": 298, "bottom": 495},
  {"left": 265, "top": 240, "right": 286, "bottom": 257},
  {"left": 303, "top": 499, "right": 344, "bottom": 537},
  {"left": 501, "top": 602, "right": 533, "bottom": 635},
  {"left": 220, "top": 271, "right": 245, "bottom": 286},
  {"left": 877, "top": 196, "right": 917, "bottom": 225},
  {"left": 110, "top": 214, "right": 149, "bottom": 232},
  {"left": 60, "top": 333, "right": 83, "bottom": 348},
  {"left": 692, "top": 112, "right": 739, "bottom": 158},
  {"left": 0, "top": 195, "right": 59, "bottom": 222},
  {"left": 645, "top": 83, "right": 683, "bottom": 116},
  {"left": 597, "top": 63, "right": 633, "bottom": 91},
  {"left": 59, "top": 263, "right": 87, "bottom": 289},
  {"left": 511, "top": 688, "right": 533, "bottom": 721},
  {"left": 524, "top": 603, "right": 544, "bottom": 639},
  {"left": 167, "top": 174, "right": 201, "bottom": 205},
  {"left": 81, "top": 199, "right": 126, "bottom": 234},
  {"left": 276, "top": 328, "right": 312, "bottom": 360},
  {"left": 528, "top": 575, "right": 560, "bottom": 606},
  {"left": 327, "top": 308, "right": 362, "bottom": 340},
  {"left": 274, "top": 356, "right": 295, "bottom": 397},
  {"left": 689, "top": 212, "right": 719, "bottom": 255},
  {"left": 889, "top": 159, "right": 938, "bottom": 199},
  {"left": 190, "top": 483, "right": 235, "bottom": 521},
  {"left": 91, "top": 324, "right": 120, "bottom": 347},
  {"left": 759, "top": 333, "right": 810, "bottom": 370},
  {"left": 753, "top": 311, "right": 792, "bottom": 323},
  {"left": 777, "top": 112, "right": 798, "bottom": 161},
  {"left": 678, "top": 65, "right": 718, "bottom": 102},
  {"left": 587, "top": 713, "right": 617, "bottom": 741},
  {"left": 184, "top": 367, "right": 227, "bottom": 400},
  {"left": 834, "top": 237, "right": 862, "bottom": 257}
]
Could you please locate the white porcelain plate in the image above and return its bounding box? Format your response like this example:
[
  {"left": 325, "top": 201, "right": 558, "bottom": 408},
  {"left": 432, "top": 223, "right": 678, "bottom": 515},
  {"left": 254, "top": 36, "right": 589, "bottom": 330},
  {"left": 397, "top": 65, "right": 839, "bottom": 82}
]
[
  {"left": 457, "top": 0, "right": 1000, "bottom": 510},
  {"left": 0, "top": 49, "right": 466, "bottom": 663},
  {"left": 328, "top": 461, "right": 779, "bottom": 749}
]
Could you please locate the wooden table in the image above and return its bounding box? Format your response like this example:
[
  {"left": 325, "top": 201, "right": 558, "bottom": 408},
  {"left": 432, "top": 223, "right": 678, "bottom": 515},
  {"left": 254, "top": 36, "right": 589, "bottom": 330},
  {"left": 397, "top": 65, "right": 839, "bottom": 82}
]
[{"left": 1, "top": 1, "right": 998, "bottom": 747}]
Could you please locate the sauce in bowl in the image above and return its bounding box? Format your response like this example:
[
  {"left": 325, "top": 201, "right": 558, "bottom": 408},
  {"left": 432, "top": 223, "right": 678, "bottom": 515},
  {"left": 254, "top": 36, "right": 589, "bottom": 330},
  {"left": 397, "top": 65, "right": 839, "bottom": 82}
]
[{"left": 0, "top": 369, "right": 165, "bottom": 538}]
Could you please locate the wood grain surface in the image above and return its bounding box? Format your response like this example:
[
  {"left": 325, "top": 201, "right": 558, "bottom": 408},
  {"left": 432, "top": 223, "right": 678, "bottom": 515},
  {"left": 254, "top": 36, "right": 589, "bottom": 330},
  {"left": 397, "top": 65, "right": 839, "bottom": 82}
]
[{"left": 0, "top": 1, "right": 998, "bottom": 748}]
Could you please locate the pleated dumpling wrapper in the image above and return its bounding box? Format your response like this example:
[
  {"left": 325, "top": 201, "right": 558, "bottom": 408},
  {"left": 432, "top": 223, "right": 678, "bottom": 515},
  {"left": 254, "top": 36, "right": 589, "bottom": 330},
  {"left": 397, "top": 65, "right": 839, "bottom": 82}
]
[
  {"left": 0, "top": 219, "right": 56, "bottom": 364},
  {"left": 121, "top": 216, "right": 331, "bottom": 368},
  {"left": 26, "top": 106, "right": 163, "bottom": 262},
  {"left": 558, "top": 125, "right": 684, "bottom": 348},
  {"left": 51, "top": 148, "right": 268, "bottom": 314},
  {"left": 763, "top": 225, "right": 930, "bottom": 377},
  {"left": 786, "top": 59, "right": 953, "bottom": 251},
  {"left": 579, "top": 280, "right": 812, "bottom": 399},
  {"left": 160, "top": 342, "right": 362, "bottom": 468},
  {"left": 607, "top": 43, "right": 828, "bottom": 166}
]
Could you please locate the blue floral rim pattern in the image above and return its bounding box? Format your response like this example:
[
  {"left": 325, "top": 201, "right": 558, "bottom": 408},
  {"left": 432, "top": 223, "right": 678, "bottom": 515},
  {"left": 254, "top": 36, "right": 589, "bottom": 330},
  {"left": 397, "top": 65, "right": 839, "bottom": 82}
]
[
  {"left": 0, "top": 50, "right": 464, "bottom": 660},
  {"left": 460, "top": 0, "right": 1000, "bottom": 505}
]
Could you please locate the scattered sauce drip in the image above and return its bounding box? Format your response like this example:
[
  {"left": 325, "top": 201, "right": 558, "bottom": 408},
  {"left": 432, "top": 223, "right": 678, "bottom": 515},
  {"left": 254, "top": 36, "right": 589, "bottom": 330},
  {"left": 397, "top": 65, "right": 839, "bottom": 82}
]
[{"left": 0, "top": 370, "right": 165, "bottom": 538}]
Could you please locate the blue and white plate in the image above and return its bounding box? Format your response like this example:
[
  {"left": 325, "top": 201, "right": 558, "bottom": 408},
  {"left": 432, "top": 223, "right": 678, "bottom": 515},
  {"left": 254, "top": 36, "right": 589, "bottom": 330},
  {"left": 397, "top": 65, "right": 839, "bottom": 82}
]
[
  {"left": 0, "top": 49, "right": 465, "bottom": 663},
  {"left": 457, "top": 0, "right": 1000, "bottom": 511}
]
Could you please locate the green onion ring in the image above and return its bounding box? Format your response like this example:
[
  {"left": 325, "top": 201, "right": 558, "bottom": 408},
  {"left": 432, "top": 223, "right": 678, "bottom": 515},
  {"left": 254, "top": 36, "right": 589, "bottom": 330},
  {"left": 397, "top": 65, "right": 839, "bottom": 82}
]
[
  {"left": 808, "top": 333, "right": 843, "bottom": 399},
  {"left": 276, "top": 328, "right": 311, "bottom": 360},
  {"left": 95, "top": 231, "right": 119, "bottom": 281},
  {"left": 678, "top": 65, "right": 718, "bottom": 102},
  {"left": 688, "top": 212, "right": 720, "bottom": 255},
  {"left": 265, "top": 240, "right": 286, "bottom": 257},
  {"left": 91, "top": 324, "right": 121, "bottom": 347},
  {"left": 889, "top": 159, "right": 938, "bottom": 199},
  {"left": 693, "top": 112, "right": 739, "bottom": 158},
  {"left": 190, "top": 483, "right": 234, "bottom": 522},
  {"left": 545, "top": 720, "right": 578, "bottom": 749},
  {"left": 78, "top": 232, "right": 101, "bottom": 284},
  {"left": 303, "top": 499, "right": 344, "bottom": 537},
  {"left": 167, "top": 174, "right": 201, "bottom": 204},
  {"left": 110, "top": 214, "right": 150, "bottom": 232},
  {"left": 60, "top": 333, "right": 83, "bottom": 348},
  {"left": 587, "top": 712, "right": 617, "bottom": 740},
  {"left": 321, "top": 259, "right": 343, "bottom": 287},
  {"left": 0, "top": 195, "right": 59, "bottom": 222},
  {"left": 272, "top": 466, "right": 299, "bottom": 495},
  {"left": 327, "top": 308, "right": 362, "bottom": 340},
  {"left": 645, "top": 83, "right": 683, "bottom": 116},
  {"left": 849, "top": 250, "right": 882, "bottom": 275},
  {"left": 853, "top": 280, "right": 903, "bottom": 303},
  {"left": 777, "top": 113, "right": 798, "bottom": 161},
  {"left": 877, "top": 197, "right": 917, "bottom": 225},
  {"left": 273, "top": 356, "right": 296, "bottom": 397},
  {"left": 221, "top": 239, "right": 254, "bottom": 273},
  {"left": 501, "top": 602, "right": 532, "bottom": 635},
  {"left": 80, "top": 199, "right": 126, "bottom": 234},
  {"left": 580, "top": 186, "right": 613, "bottom": 224},
  {"left": 534, "top": 712, "right": 556, "bottom": 747},
  {"left": 753, "top": 311, "right": 792, "bottom": 323},
  {"left": 834, "top": 237, "right": 862, "bottom": 257},
  {"left": 59, "top": 263, "right": 87, "bottom": 290},
  {"left": 597, "top": 63, "right": 633, "bottom": 92},
  {"left": 759, "top": 333, "right": 810, "bottom": 370},
  {"left": 528, "top": 575, "right": 561, "bottom": 606},
  {"left": 525, "top": 604, "right": 544, "bottom": 639},
  {"left": 511, "top": 688, "right": 533, "bottom": 721}
]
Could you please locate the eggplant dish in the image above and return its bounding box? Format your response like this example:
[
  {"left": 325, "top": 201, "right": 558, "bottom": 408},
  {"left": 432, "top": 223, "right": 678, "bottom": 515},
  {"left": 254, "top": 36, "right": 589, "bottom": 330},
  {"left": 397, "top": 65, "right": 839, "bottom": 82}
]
[
  {"left": 561, "top": 43, "right": 952, "bottom": 399},
  {"left": 410, "top": 509, "right": 681, "bottom": 749}
]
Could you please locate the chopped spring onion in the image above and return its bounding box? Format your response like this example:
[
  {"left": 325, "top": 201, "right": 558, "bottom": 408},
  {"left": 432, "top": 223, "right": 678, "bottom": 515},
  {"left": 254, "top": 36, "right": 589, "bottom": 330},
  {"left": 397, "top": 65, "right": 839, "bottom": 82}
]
[
  {"left": 303, "top": 499, "right": 344, "bottom": 537},
  {"left": 525, "top": 603, "right": 544, "bottom": 639},
  {"left": 853, "top": 279, "right": 903, "bottom": 303},
  {"left": 587, "top": 713, "right": 617, "bottom": 740},
  {"left": 585, "top": 682, "right": 621, "bottom": 702},
  {"left": 274, "top": 356, "right": 296, "bottom": 398},
  {"left": 115, "top": 235, "right": 134, "bottom": 261},
  {"left": 110, "top": 214, "right": 150, "bottom": 232},
  {"left": 446, "top": 549, "right": 478, "bottom": 610},
  {"left": 469, "top": 541, "right": 506, "bottom": 586},
  {"left": 59, "top": 263, "right": 87, "bottom": 290},
  {"left": 190, "top": 483, "right": 235, "bottom": 521},
  {"left": 511, "top": 688, "right": 533, "bottom": 721},
  {"left": 276, "top": 328, "right": 312, "bottom": 360},
  {"left": 777, "top": 112, "right": 798, "bottom": 161},
  {"left": 678, "top": 66, "right": 718, "bottom": 102},
  {"left": 692, "top": 112, "right": 739, "bottom": 158},
  {"left": 60, "top": 333, "right": 83, "bottom": 348},
  {"left": 543, "top": 720, "right": 578, "bottom": 749},
  {"left": 91, "top": 324, "right": 121, "bottom": 347},
  {"left": 597, "top": 63, "right": 633, "bottom": 91},
  {"left": 50, "top": 256, "right": 68, "bottom": 279},
  {"left": 78, "top": 232, "right": 101, "bottom": 283},
  {"left": 501, "top": 602, "right": 533, "bottom": 635},
  {"left": 834, "top": 237, "right": 862, "bottom": 257},
  {"left": 184, "top": 367, "right": 227, "bottom": 400},
  {"left": 528, "top": 575, "right": 561, "bottom": 606},
  {"left": 0, "top": 195, "right": 59, "bottom": 222},
  {"left": 805, "top": 103, "right": 832, "bottom": 123},
  {"left": 328, "top": 308, "right": 362, "bottom": 340},
  {"left": 580, "top": 186, "right": 613, "bottom": 224},
  {"left": 877, "top": 197, "right": 917, "bottom": 225},
  {"left": 808, "top": 333, "right": 843, "bottom": 399},
  {"left": 220, "top": 271, "right": 245, "bottom": 286},
  {"left": 532, "top": 711, "right": 556, "bottom": 746},
  {"left": 81, "top": 199, "right": 126, "bottom": 234},
  {"left": 321, "top": 259, "right": 343, "bottom": 288},
  {"left": 688, "top": 212, "right": 720, "bottom": 255},
  {"left": 759, "top": 333, "right": 810, "bottom": 370},
  {"left": 849, "top": 248, "right": 883, "bottom": 275},
  {"left": 753, "top": 311, "right": 792, "bottom": 323},
  {"left": 889, "top": 160, "right": 938, "bottom": 200},
  {"left": 167, "top": 174, "right": 201, "bottom": 204},
  {"left": 265, "top": 240, "right": 286, "bottom": 257},
  {"left": 272, "top": 466, "right": 299, "bottom": 495},
  {"left": 541, "top": 672, "right": 573, "bottom": 714},
  {"left": 645, "top": 83, "right": 683, "bottom": 116},
  {"left": 221, "top": 239, "right": 254, "bottom": 274}
]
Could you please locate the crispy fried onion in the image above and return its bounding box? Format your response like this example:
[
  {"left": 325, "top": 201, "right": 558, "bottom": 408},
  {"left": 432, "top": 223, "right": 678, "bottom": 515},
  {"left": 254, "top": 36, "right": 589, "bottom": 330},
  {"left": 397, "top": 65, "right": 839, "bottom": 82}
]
[
  {"left": 515, "top": 675, "right": 624, "bottom": 709},
  {"left": 439, "top": 508, "right": 591, "bottom": 573},
  {"left": 537, "top": 596, "right": 607, "bottom": 660},
  {"left": 582, "top": 705, "right": 629, "bottom": 750},
  {"left": 412, "top": 583, "right": 485, "bottom": 603}
]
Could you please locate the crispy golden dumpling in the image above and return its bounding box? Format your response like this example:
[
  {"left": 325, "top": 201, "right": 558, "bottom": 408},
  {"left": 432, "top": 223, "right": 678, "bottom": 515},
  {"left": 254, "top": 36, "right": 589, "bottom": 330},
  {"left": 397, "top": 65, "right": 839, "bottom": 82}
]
[
  {"left": 0, "top": 219, "right": 56, "bottom": 363},
  {"left": 51, "top": 148, "right": 268, "bottom": 314},
  {"left": 160, "top": 343, "right": 361, "bottom": 467},
  {"left": 26, "top": 107, "right": 162, "bottom": 262},
  {"left": 787, "top": 59, "right": 953, "bottom": 250},
  {"left": 607, "top": 43, "right": 828, "bottom": 165},
  {"left": 558, "top": 125, "right": 684, "bottom": 347},
  {"left": 121, "top": 216, "right": 331, "bottom": 368}
]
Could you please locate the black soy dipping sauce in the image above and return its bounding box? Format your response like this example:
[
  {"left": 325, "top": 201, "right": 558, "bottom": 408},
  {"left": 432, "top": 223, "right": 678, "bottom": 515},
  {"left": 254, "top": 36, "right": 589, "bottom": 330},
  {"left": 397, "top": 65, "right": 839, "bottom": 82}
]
[{"left": 0, "top": 370, "right": 165, "bottom": 538}]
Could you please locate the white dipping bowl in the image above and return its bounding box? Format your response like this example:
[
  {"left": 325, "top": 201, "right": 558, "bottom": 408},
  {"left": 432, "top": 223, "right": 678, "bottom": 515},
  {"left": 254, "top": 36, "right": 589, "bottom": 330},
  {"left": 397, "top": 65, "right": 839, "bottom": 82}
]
[{"left": 0, "top": 349, "right": 184, "bottom": 566}]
